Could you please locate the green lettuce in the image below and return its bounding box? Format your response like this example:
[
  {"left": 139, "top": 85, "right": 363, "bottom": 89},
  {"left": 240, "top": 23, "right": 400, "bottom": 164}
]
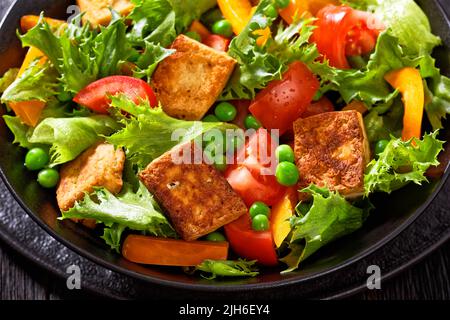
[
  {"left": 128, "top": 0, "right": 216, "bottom": 46},
  {"left": 3, "top": 115, "right": 42, "bottom": 149},
  {"left": 364, "top": 131, "right": 444, "bottom": 195},
  {"left": 102, "top": 223, "right": 127, "bottom": 253},
  {"left": 1, "top": 60, "right": 59, "bottom": 103},
  {"left": 133, "top": 41, "right": 175, "bottom": 80},
  {"left": 195, "top": 260, "right": 259, "bottom": 279},
  {"left": 364, "top": 97, "right": 403, "bottom": 143},
  {"left": 281, "top": 185, "right": 372, "bottom": 273},
  {"left": 0, "top": 68, "right": 19, "bottom": 93},
  {"left": 20, "top": 13, "right": 131, "bottom": 93},
  {"left": 106, "top": 95, "right": 237, "bottom": 168},
  {"left": 27, "top": 115, "right": 120, "bottom": 166},
  {"left": 61, "top": 182, "right": 176, "bottom": 241}
]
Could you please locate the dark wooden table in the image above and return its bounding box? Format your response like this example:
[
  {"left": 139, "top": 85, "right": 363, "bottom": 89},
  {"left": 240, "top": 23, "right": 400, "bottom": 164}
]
[{"left": 1, "top": 0, "right": 449, "bottom": 300}]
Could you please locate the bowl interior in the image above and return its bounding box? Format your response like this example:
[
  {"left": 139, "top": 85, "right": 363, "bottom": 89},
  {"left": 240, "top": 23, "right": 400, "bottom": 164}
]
[{"left": 0, "top": 0, "right": 449, "bottom": 289}]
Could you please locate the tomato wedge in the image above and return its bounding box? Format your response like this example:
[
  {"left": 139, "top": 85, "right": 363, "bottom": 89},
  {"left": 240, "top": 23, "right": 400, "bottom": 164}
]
[
  {"left": 224, "top": 214, "right": 278, "bottom": 266},
  {"left": 302, "top": 97, "right": 335, "bottom": 118},
  {"left": 203, "top": 34, "right": 231, "bottom": 52},
  {"left": 225, "top": 129, "right": 285, "bottom": 206},
  {"left": 311, "top": 5, "right": 383, "bottom": 69},
  {"left": 73, "top": 76, "right": 158, "bottom": 114},
  {"left": 122, "top": 235, "right": 229, "bottom": 266},
  {"left": 249, "top": 61, "right": 319, "bottom": 135}
]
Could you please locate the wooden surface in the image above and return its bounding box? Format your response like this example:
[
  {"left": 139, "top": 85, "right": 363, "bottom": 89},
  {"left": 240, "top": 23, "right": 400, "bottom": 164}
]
[{"left": 0, "top": 0, "right": 449, "bottom": 300}]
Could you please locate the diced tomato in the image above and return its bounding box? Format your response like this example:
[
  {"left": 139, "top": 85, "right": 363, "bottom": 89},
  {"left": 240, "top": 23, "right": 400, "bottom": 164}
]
[
  {"left": 249, "top": 61, "right": 319, "bottom": 135},
  {"left": 203, "top": 34, "right": 231, "bottom": 52},
  {"left": 225, "top": 129, "right": 285, "bottom": 206},
  {"left": 311, "top": 5, "right": 384, "bottom": 69},
  {"left": 302, "top": 97, "right": 335, "bottom": 118},
  {"left": 224, "top": 214, "right": 278, "bottom": 266},
  {"left": 73, "top": 76, "right": 158, "bottom": 114}
]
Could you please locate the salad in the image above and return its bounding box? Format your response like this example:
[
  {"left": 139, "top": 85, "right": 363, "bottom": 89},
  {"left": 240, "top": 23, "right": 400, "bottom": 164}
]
[{"left": 0, "top": 0, "right": 448, "bottom": 279}]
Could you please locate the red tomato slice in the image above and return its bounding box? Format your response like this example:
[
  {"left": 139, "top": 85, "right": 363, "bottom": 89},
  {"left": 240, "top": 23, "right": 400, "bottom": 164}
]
[
  {"left": 249, "top": 61, "right": 319, "bottom": 135},
  {"left": 224, "top": 213, "right": 278, "bottom": 266},
  {"left": 73, "top": 76, "right": 158, "bottom": 114},
  {"left": 225, "top": 129, "right": 285, "bottom": 206},
  {"left": 311, "top": 5, "right": 383, "bottom": 69},
  {"left": 302, "top": 97, "right": 335, "bottom": 118},
  {"left": 203, "top": 34, "right": 231, "bottom": 52}
]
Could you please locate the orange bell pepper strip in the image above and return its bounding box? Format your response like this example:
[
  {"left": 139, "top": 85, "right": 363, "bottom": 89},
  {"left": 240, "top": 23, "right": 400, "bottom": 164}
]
[
  {"left": 384, "top": 67, "right": 425, "bottom": 141},
  {"left": 8, "top": 47, "right": 48, "bottom": 127},
  {"left": 122, "top": 235, "right": 229, "bottom": 266},
  {"left": 217, "top": 0, "right": 253, "bottom": 35},
  {"left": 342, "top": 100, "right": 368, "bottom": 114},
  {"left": 20, "top": 15, "right": 65, "bottom": 32},
  {"left": 188, "top": 20, "right": 211, "bottom": 42},
  {"left": 271, "top": 188, "right": 298, "bottom": 248}
]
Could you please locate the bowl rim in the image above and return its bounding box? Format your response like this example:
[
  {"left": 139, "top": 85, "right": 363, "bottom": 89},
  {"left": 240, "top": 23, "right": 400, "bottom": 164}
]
[{"left": 0, "top": 0, "right": 449, "bottom": 293}]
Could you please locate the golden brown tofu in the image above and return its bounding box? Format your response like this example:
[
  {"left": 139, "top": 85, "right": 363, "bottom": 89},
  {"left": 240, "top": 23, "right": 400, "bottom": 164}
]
[
  {"left": 76, "top": 0, "right": 134, "bottom": 27},
  {"left": 57, "top": 142, "right": 126, "bottom": 212},
  {"left": 293, "top": 111, "right": 370, "bottom": 200},
  {"left": 139, "top": 143, "right": 247, "bottom": 241},
  {"left": 152, "top": 35, "right": 237, "bottom": 120}
]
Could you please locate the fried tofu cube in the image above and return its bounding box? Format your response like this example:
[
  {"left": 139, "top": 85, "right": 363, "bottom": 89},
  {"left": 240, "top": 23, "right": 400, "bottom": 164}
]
[
  {"left": 76, "top": 0, "right": 134, "bottom": 27},
  {"left": 139, "top": 143, "right": 247, "bottom": 241},
  {"left": 293, "top": 111, "right": 371, "bottom": 199},
  {"left": 151, "top": 35, "right": 237, "bottom": 120},
  {"left": 57, "top": 142, "right": 126, "bottom": 212}
]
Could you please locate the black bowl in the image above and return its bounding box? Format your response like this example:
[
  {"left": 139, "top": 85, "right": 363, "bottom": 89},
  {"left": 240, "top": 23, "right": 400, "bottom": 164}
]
[{"left": 0, "top": 0, "right": 449, "bottom": 293}]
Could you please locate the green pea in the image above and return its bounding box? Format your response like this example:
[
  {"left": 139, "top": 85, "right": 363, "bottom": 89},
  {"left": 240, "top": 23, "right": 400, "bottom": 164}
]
[
  {"left": 276, "top": 0, "right": 290, "bottom": 9},
  {"left": 264, "top": 4, "right": 279, "bottom": 18},
  {"left": 203, "top": 114, "right": 220, "bottom": 122},
  {"left": 244, "top": 115, "right": 262, "bottom": 130},
  {"left": 201, "top": 8, "right": 224, "bottom": 27},
  {"left": 249, "top": 201, "right": 271, "bottom": 219},
  {"left": 375, "top": 139, "right": 390, "bottom": 155},
  {"left": 37, "top": 168, "right": 60, "bottom": 188},
  {"left": 215, "top": 102, "right": 237, "bottom": 122},
  {"left": 57, "top": 91, "right": 72, "bottom": 102},
  {"left": 212, "top": 19, "right": 233, "bottom": 38},
  {"left": 275, "top": 144, "right": 295, "bottom": 163},
  {"left": 275, "top": 162, "right": 300, "bottom": 186},
  {"left": 185, "top": 31, "right": 201, "bottom": 42},
  {"left": 252, "top": 214, "right": 270, "bottom": 231},
  {"left": 206, "top": 231, "right": 227, "bottom": 242},
  {"left": 25, "top": 148, "right": 49, "bottom": 171}
]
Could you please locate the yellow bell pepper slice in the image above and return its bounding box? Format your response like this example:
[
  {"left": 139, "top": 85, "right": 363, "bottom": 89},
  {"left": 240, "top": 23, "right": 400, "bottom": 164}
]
[
  {"left": 271, "top": 188, "right": 298, "bottom": 248},
  {"left": 217, "top": 0, "right": 253, "bottom": 35},
  {"left": 20, "top": 15, "right": 65, "bottom": 32},
  {"left": 188, "top": 20, "right": 211, "bottom": 42},
  {"left": 280, "top": 0, "right": 339, "bottom": 24},
  {"left": 8, "top": 47, "right": 48, "bottom": 127},
  {"left": 384, "top": 67, "right": 425, "bottom": 141}
]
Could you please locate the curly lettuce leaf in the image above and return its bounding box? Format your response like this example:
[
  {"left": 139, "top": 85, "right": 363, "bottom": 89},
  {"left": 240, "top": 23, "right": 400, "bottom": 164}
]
[
  {"left": 2, "top": 115, "right": 41, "bottom": 149},
  {"left": 128, "top": 0, "right": 215, "bottom": 46},
  {"left": 1, "top": 60, "right": 59, "bottom": 103},
  {"left": 28, "top": 115, "right": 120, "bottom": 166},
  {"left": 61, "top": 182, "right": 176, "bottom": 239},
  {"left": 106, "top": 95, "right": 237, "bottom": 168},
  {"left": 20, "top": 13, "right": 131, "bottom": 93},
  {"left": 195, "top": 260, "right": 259, "bottom": 279},
  {"left": 364, "top": 131, "right": 444, "bottom": 195},
  {"left": 102, "top": 223, "right": 127, "bottom": 253},
  {"left": 281, "top": 185, "right": 372, "bottom": 273},
  {"left": 364, "top": 97, "right": 403, "bottom": 143},
  {"left": 133, "top": 41, "right": 175, "bottom": 80},
  {"left": 0, "top": 68, "right": 19, "bottom": 93}
]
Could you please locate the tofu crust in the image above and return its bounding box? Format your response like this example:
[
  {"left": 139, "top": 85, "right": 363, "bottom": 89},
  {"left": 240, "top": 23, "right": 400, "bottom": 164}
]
[
  {"left": 76, "top": 0, "right": 134, "bottom": 27},
  {"left": 293, "top": 111, "right": 370, "bottom": 200},
  {"left": 139, "top": 143, "right": 247, "bottom": 241},
  {"left": 152, "top": 35, "right": 237, "bottom": 121},
  {"left": 57, "top": 142, "right": 126, "bottom": 212}
]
